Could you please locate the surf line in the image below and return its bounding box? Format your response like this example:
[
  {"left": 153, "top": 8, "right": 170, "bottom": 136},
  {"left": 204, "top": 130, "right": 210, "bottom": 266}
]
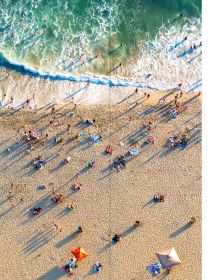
[{"left": 0, "top": 52, "right": 158, "bottom": 89}]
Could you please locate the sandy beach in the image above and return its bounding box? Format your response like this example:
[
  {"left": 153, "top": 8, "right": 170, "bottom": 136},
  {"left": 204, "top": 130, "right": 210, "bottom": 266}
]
[{"left": 0, "top": 87, "right": 201, "bottom": 280}]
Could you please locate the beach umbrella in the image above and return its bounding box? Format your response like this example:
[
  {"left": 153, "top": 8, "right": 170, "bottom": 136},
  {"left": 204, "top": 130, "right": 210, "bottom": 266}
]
[
  {"left": 155, "top": 247, "right": 181, "bottom": 269},
  {"left": 71, "top": 247, "right": 88, "bottom": 261}
]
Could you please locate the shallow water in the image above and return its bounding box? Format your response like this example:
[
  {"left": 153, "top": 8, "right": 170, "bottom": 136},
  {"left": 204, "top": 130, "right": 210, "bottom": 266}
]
[{"left": 0, "top": 0, "right": 201, "bottom": 73}]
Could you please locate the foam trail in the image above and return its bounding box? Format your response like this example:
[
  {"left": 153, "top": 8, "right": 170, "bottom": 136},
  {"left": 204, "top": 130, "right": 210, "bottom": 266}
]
[{"left": 0, "top": 52, "right": 162, "bottom": 89}]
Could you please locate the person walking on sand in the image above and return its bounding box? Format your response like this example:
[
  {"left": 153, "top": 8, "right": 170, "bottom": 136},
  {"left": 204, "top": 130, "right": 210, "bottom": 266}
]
[
  {"left": 76, "top": 226, "right": 83, "bottom": 233},
  {"left": 94, "top": 262, "right": 102, "bottom": 272},
  {"left": 190, "top": 217, "right": 196, "bottom": 224},
  {"left": 134, "top": 221, "right": 141, "bottom": 227}
]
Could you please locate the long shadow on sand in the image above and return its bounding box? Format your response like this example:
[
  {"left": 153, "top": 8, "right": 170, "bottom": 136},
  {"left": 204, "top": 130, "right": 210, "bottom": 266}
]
[
  {"left": 170, "top": 222, "right": 193, "bottom": 238},
  {"left": 24, "top": 227, "right": 55, "bottom": 254},
  {"left": 142, "top": 198, "right": 154, "bottom": 209},
  {"left": 121, "top": 224, "right": 137, "bottom": 238},
  {"left": 36, "top": 266, "right": 65, "bottom": 280},
  {"left": 156, "top": 271, "right": 169, "bottom": 279},
  {"left": 21, "top": 194, "right": 57, "bottom": 225},
  {"left": 98, "top": 241, "right": 115, "bottom": 254},
  {"left": 55, "top": 230, "right": 79, "bottom": 248}
]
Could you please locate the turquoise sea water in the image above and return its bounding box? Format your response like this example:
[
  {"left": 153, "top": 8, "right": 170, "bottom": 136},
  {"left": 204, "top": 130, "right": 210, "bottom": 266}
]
[{"left": 0, "top": 0, "right": 201, "bottom": 76}]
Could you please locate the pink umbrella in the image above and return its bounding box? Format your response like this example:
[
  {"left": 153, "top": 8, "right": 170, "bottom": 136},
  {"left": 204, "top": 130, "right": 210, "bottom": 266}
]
[{"left": 156, "top": 247, "right": 181, "bottom": 269}]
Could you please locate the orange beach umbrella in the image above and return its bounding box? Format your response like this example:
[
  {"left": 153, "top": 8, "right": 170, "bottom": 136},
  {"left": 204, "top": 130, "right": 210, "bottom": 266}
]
[
  {"left": 71, "top": 247, "right": 88, "bottom": 261},
  {"left": 155, "top": 247, "right": 181, "bottom": 269}
]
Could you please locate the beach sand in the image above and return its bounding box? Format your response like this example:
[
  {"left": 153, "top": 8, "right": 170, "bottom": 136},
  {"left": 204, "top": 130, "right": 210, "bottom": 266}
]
[{"left": 0, "top": 89, "right": 201, "bottom": 280}]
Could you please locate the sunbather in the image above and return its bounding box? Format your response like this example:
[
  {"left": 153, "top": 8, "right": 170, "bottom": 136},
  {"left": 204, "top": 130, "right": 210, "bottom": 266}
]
[
  {"left": 146, "top": 135, "right": 154, "bottom": 144},
  {"left": 106, "top": 145, "right": 113, "bottom": 155},
  {"left": 72, "top": 182, "right": 82, "bottom": 192},
  {"left": 55, "top": 137, "right": 64, "bottom": 144},
  {"left": 52, "top": 193, "right": 64, "bottom": 203}
]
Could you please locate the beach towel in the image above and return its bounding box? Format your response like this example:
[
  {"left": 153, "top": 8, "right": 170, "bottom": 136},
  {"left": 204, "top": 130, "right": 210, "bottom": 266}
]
[
  {"left": 38, "top": 185, "right": 46, "bottom": 190},
  {"left": 147, "top": 262, "right": 162, "bottom": 276},
  {"left": 90, "top": 135, "right": 101, "bottom": 143},
  {"left": 129, "top": 148, "right": 139, "bottom": 156},
  {"left": 81, "top": 132, "right": 86, "bottom": 140}
]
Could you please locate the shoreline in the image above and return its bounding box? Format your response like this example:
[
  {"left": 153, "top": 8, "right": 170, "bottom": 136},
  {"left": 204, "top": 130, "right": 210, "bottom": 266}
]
[{"left": 0, "top": 65, "right": 201, "bottom": 109}]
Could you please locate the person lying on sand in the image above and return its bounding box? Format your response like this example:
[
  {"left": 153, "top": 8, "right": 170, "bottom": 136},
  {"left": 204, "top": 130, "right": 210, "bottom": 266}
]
[
  {"left": 32, "top": 156, "right": 46, "bottom": 170},
  {"left": 147, "top": 121, "right": 155, "bottom": 131},
  {"left": 105, "top": 144, "right": 113, "bottom": 155},
  {"left": 62, "top": 156, "right": 71, "bottom": 164},
  {"left": 55, "top": 137, "right": 64, "bottom": 144},
  {"left": 85, "top": 118, "right": 95, "bottom": 125},
  {"left": 72, "top": 182, "right": 82, "bottom": 192},
  {"left": 145, "top": 135, "right": 154, "bottom": 144},
  {"left": 51, "top": 193, "right": 64, "bottom": 203},
  {"left": 168, "top": 135, "right": 180, "bottom": 147},
  {"left": 113, "top": 156, "right": 126, "bottom": 171}
]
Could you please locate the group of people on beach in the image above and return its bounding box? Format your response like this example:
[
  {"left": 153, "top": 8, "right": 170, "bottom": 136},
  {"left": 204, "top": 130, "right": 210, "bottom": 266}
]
[{"left": 4, "top": 76, "right": 198, "bottom": 278}]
